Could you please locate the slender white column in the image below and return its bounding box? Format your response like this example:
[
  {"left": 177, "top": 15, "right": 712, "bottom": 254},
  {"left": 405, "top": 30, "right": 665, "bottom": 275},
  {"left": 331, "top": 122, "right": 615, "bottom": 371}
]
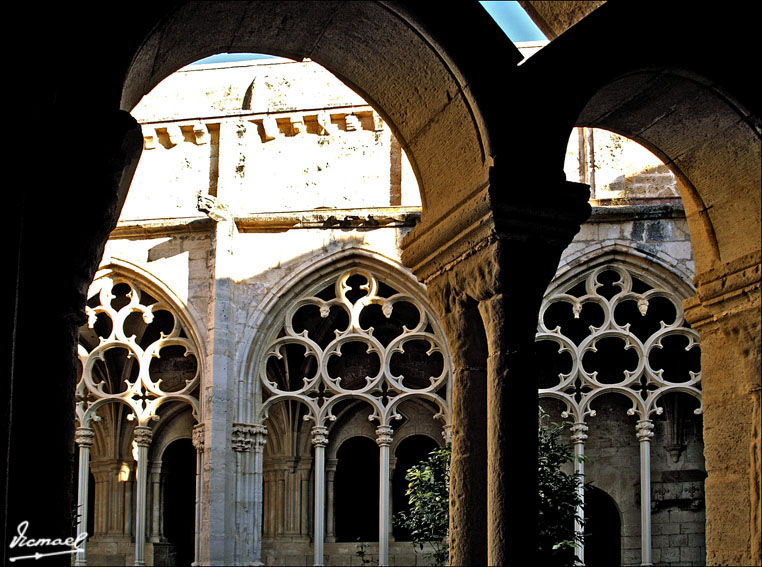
[
  {"left": 376, "top": 425, "right": 393, "bottom": 567},
  {"left": 570, "top": 422, "right": 588, "bottom": 566},
  {"left": 133, "top": 425, "right": 153, "bottom": 567},
  {"left": 636, "top": 419, "right": 654, "bottom": 567},
  {"left": 311, "top": 426, "right": 328, "bottom": 567},
  {"left": 252, "top": 424, "right": 268, "bottom": 566},
  {"left": 191, "top": 423, "right": 205, "bottom": 567},
  {"left": 74, "top": 427, "right": 95, "bottom": 566}
]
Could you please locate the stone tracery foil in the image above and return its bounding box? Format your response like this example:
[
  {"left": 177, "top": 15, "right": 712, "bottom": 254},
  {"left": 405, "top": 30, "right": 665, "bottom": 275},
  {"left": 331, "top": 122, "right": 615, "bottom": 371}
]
[
  {"left": 76, "top": 274, "right": 200, "bottom": 428},
  {"left": 537, "top": 263, "right": 702, "bottom": 421},
  {"left": 258, "top": 267, "right": 451, "bottom": 428}
]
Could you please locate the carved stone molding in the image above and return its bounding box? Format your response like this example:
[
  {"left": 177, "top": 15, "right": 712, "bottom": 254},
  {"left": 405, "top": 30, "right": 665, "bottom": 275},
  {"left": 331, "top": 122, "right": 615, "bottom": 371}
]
[{"left": 402, "top": 178, "right": 590, "bottom": 285}]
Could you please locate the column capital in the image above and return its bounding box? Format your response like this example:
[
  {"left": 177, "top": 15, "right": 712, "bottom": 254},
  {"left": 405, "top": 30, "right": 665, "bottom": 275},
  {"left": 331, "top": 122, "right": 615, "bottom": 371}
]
[
  {"left": 232, "top": 422, "right": 268, "bottom": 452},
  {"left": 311, "top": 425, "right": 329, "bottom": 447},
  {"left": 75, "top": 426, "right": 95, "bottom": 448},
  {"left": 441, "top": 424, "right": 453, "bottom": 444},
  {"left": 134, "top": 425, "right": 153, "bottom": 447},
  {"left": 686, "top": 251, "right": 760, "bottom": 321},
  {"left": 635, "top": 419, "right": 654, "bottom": 442},
  {"left": 401, "top": 176, "right": 590, "bottom": 287},
  {"left": 192, "top": 423, "right": 205, "bottom": 452},
  {"left": 570, "top": 422, "right": 588, "bottom": 444},
  {"left": 375, "top": 425, "right": 394, "bottom": 447}
]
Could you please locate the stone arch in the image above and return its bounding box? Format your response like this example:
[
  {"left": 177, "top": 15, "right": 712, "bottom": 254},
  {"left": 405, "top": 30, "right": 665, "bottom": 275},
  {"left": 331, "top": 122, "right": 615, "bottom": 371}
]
[
  {"left": 584, "top": 486, "right": 623, "bottom": 567},
  {"left": 529, "top": 13, "right": 760, "bottom": 555},
  {"left": 119, "top": 1, "right": 506, "bottom": 222},
  {"left": 151, "top": 405, "right": 195, "bottom": 462},
  {"left": 550, "top": 245, "right": 696, "bottom": 303},
  {"left": 237, "top": 248, "right": 452, "bottom": 426},
  {"left": 572, "top": 69, "right": 760, "bottom": 275}
]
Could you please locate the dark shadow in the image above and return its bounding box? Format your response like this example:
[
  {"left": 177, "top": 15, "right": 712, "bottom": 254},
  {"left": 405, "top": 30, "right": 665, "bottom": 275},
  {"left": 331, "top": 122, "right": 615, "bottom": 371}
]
[
  {"left": 334, "top": 436, "right": 379, "bottom": 542},
  {"left": 584, "top": 486, "right": 621, "bottom": 567},
  {"left": 162, "top": 439, "right": 196, "bottom": 567}
]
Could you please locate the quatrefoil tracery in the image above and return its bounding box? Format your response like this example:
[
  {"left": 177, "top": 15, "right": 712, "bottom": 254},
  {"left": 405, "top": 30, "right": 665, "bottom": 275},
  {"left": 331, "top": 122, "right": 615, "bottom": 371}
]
[
  {"left": 259, "top": 269, "right": 450, "bottom": 427},
  {"left": 537, "top": 265, "right": 702, "bottom": 421},
  {"left": 76, "top": 276, "right": 200, "bottom": 427}
]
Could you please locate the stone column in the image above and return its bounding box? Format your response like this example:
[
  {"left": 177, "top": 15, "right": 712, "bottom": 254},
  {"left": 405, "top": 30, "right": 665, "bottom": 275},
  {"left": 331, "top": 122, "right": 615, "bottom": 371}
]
[
  {"left": 74, "top": 427, "right": 95, "bottom": 566},
  {"left": 570, "top": 421, "right": 588, "bottom": 565},
  {"left": 325, "top": 459, "right": 338, "bottom": 543},
  {"left": 401, "top": 172, "right": 590, "bottom": 566},
  {"left": 376, "top": 425, "right": 393, "bottom": 567},
  {"left": 251, "top": 425, "right": 267, "bottom": 566},
  {"left": 133, "top": 425, "right": 153, "bottom": 567},
  {"left": 311, "top": 425, "right": 329, "bottom": 567},
  {"left": 149, "top": 463, "right": 162, "bottom": 543},
  {"left": 425, "top": 284, "right": 488, "bottom": 567},
  {"left": 636, "top": 419, "right": 654, "bottom": 567},
  {"left": 684, "top": 251, "right": 761, "bottom": 566},
  {"left": 191, "top": 423, "right": 205, "bottom": 567}
]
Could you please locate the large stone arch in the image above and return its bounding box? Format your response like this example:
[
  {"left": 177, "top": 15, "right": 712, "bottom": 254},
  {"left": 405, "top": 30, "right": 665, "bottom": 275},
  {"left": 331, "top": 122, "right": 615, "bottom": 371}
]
[
  {"left": 511, "top": 5, "right": 760, "bottom": 563},
  {"left": 119, "top": 1, "right": 518, "bottom": 224}
]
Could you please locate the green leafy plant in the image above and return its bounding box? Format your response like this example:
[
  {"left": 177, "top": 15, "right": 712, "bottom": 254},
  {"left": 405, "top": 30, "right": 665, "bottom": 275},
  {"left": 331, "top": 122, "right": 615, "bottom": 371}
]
[
  {"left": 394, "top": 408, "right": 584, "bottom": 567},
  {"left": 538, "top": 408, "right": 585, "bottom": 566},
  {"left": 393, "top": 445, "right": 451, "bottom": 566}
]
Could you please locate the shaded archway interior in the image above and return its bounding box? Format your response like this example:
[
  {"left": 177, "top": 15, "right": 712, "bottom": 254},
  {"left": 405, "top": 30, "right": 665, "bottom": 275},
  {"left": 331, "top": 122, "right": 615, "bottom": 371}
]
[{"left": 575, "top": 70, "right": 761, "bottom": 274}]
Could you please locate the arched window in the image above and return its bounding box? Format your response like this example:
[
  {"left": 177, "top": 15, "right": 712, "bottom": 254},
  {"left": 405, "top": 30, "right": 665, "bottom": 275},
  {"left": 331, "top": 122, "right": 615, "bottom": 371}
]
[
  {"left": 537, "top": 256, "right": 702, "bottom": 565},
  {"left": 257, "top": 264, "right": 452, "bottom": 565},
  {"left": 74, "top": 269, "right": 202, "bottom": 566}
]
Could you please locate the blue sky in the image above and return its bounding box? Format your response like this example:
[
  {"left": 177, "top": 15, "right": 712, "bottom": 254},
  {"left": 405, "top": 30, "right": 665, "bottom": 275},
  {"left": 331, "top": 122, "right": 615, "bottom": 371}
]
[{"left": 193, "top": 2, "right": 544, "bottom": 65}]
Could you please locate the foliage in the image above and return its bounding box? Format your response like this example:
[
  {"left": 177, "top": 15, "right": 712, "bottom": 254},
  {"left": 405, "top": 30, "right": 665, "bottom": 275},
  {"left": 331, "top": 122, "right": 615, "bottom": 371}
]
[
  {"left": 393, "top": 445, "right": 451, "bottom": 566},
  {"left": 538, "top": 408, "right": 585, "bottom": 567},
  {"left": 394, "top": 408, "right": 584, "bottom": 567}
]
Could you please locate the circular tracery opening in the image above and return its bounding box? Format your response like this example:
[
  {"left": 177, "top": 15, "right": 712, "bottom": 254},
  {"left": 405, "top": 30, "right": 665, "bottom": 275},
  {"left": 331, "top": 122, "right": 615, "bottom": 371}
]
[
  {"left": 260, "top": 267, "right": 451, "bottom": 424},
  {"left": 537, "top": 261, "right": 701, "bottom": 417}
]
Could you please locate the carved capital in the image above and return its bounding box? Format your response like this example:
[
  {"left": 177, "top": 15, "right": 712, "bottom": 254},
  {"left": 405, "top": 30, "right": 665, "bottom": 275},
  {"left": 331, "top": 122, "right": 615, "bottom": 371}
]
[
  {"left": 232, "top": 422, "right": 267, "bottom": 452},
  {"left": 311, "top": 425, "right": 329, "bottom": 447},
  {"left": 376, "top": 425, "right": 394, "bottom": 447},
  {"left": 192, "top": 423, "right": 205, "bottom": 452},
  {"left": 442, "top": 424, "right": 453, "bottom": 444},
  {"left": 134, "top": 425, "right": 153, "bottom": 447},
  {"left": 75, "top": 427, "right": 95, "bottom": 448},
  {"left": 635, "top": 419, "right": 654, "bottom": 442},
  {"left": 570, "top": 422, "right": 588, "bottom": 444},
  {"left": 402, "top": 178, "right": 590, "bottom": 286},
  {"left": 252, "top": 424, "right": 268, "bottom": 453}
]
